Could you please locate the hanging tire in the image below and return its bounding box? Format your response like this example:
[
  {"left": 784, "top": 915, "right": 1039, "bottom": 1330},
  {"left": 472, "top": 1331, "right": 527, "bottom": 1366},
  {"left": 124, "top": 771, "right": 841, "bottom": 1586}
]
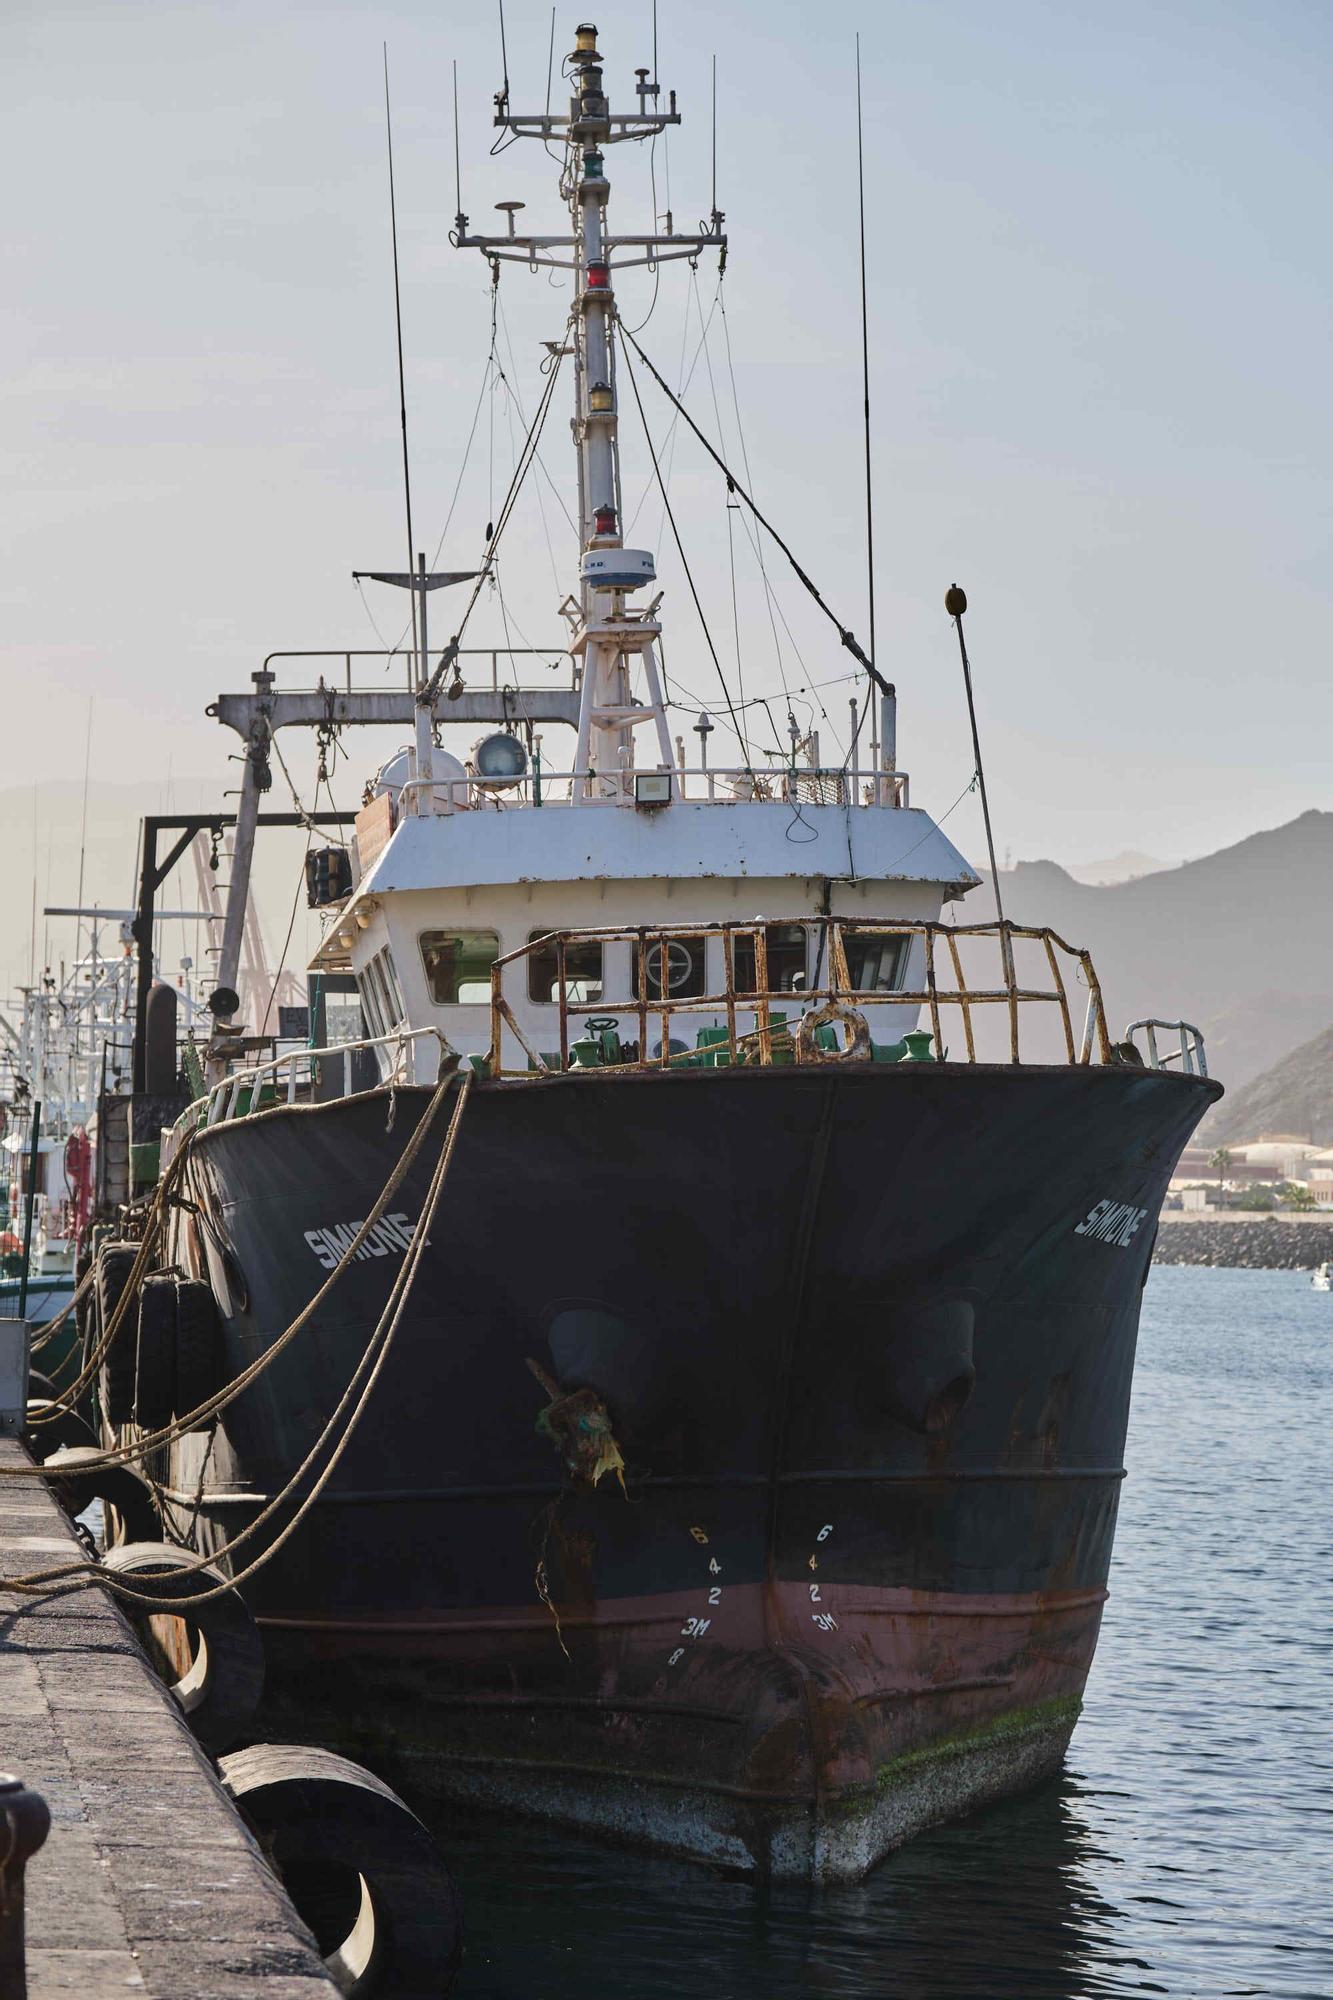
[
  {"left": 218, "top": 1744, "right": 464, "bottom": 1998},
  {"left": 97, "top": 1242, "right": 141, "bottom": 1425},
  {"left": 174, "top": 1277, "right": 224, "bottom": 1426},
  {"left": 23, "top": 1398, "right": 98, "bottom": 1456},
  {"left": 27, "top": 1369, "right": 59, "bottom": 1404},
  {"left": 102, "top": 1541, "right": 265, "bottom": 1753},
  {"left": 42, "top": 1444, "right": 162, "bottom": 1547},
  {"left": 135, "top": 1272, "right": 177, "bottom": 1431}
]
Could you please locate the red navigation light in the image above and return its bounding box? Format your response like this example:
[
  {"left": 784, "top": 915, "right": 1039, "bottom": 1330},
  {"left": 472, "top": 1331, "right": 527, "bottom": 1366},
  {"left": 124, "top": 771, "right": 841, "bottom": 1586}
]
[
  {"left": 586, "top": 261, "right": 610, "bottom": 290},
  {"left": 593, "top": 504, "right": 617, "bottom": 536}
]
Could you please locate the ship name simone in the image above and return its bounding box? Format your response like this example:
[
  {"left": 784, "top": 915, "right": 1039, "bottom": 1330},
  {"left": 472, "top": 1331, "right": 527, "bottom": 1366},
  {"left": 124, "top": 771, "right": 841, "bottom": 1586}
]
[
  {"left": 1074, "top": 1199, "right": 1148, "bottom": 1248},
  {"left": 304, "top": 1213, "right": 417, "bottom": 1268}
]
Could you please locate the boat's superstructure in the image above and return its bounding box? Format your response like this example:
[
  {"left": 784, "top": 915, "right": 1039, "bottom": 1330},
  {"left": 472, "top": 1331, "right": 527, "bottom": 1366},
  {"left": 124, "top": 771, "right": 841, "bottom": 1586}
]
[{"left": 83, "top": 20, "right": 1222, "bottom": 1880}]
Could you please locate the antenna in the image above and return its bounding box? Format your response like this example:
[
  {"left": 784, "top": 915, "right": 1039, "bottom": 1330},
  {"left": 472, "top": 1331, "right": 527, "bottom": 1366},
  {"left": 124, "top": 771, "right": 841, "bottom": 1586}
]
[
  {"left": 497, "top": 0, "right": 510, "bottom": 105},
  {"left": 453, "top": 60, "right": 463, "bottom": 225},
  {"left": 544, "top": 7, "right": 555, "bottom": 119},
  {"left": 711, "top": 55, "right": 717, "bottom": 215},
  {"left": 946, "top": 586, "right": 1006, "bottom": 928},
  {"left": 856, "top": 35, "right": 876, "bottom": 682},
  {"left": 383, "top": 46, "right": 420, "bottom": 693}
]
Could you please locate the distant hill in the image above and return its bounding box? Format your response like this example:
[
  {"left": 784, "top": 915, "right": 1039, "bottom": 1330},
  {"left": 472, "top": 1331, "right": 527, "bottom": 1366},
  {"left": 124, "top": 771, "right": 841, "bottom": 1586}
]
[
  {"left": 1061, "top": 849, "right": 1169, "bottom": 886},
  {"left": 1202, "top": 1022, "right": 1333, "bottom": 1147},
  {"left": 990, "top": 810, "right": 1333, "bottom": 1092}
]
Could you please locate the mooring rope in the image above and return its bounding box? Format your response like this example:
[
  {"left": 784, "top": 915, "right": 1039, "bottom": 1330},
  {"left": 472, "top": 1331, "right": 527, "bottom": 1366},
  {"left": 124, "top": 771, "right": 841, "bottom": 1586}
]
[
  {"left": 3, "top": 1066, "right": 459, "bottom": 1479},
  {"left": 2, "top": 1070, "right": 472, "bottom": 1608}
]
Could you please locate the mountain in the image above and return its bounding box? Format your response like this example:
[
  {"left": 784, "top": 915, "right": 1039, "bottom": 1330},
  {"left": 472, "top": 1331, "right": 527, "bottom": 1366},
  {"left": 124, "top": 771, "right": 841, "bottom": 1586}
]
[
  {"left": 1060, "top": 850, "right": 1169, "bottom": 886},
  {"left": 988, "top": 810, "right": 1333, "bottom": 1092},
  {"left": 1201, "top": 1022, "right": 1333, "bottom": 1147}
]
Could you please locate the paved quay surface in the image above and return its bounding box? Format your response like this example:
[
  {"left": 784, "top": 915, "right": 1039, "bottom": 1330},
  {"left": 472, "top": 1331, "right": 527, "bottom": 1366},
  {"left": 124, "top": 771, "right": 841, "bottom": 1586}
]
[{"left": 0, "top": 1435, "right": 337, "bottom": 1998}]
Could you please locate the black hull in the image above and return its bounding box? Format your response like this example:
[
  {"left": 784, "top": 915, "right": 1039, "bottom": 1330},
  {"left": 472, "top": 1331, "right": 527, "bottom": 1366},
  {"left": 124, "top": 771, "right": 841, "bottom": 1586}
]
[{"left": 168, "top": 1062, "right": 1217, "bottom": 1877}]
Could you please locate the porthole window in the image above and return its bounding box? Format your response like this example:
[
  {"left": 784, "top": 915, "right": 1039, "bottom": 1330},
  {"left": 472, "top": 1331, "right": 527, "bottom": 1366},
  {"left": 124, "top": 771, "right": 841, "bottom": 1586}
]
[
  {"left": 527, "top": 932, "right": 605, "bottom": 1005},
  {"left": 419, "top": 930, "right": 500, "bottom": 1005},
  {"left": 633, "top": 934, "right": 706, "bottom": 1002}
]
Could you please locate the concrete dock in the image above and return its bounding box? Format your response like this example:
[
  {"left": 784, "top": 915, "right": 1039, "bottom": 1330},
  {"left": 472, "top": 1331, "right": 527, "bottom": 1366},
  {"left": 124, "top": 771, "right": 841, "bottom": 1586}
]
[{"left": 0, "top": 1436, "right": 338, "bottom": 1998}]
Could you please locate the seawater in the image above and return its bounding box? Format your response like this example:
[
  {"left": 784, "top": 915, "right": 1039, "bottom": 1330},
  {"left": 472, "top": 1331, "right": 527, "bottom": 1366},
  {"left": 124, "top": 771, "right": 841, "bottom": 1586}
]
[{"left": 436, "top": 1268, "right": 1333, "bottom": 1999}]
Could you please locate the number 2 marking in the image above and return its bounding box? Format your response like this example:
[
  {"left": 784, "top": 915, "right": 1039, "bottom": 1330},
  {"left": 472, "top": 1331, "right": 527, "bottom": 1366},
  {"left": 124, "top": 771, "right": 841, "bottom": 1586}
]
[
  {"left": 809, "top": 1583, "right": 822, "bottom": 1602},
  {"left": 708, "top": 1587, "right": 721, "bottom": 1605}
]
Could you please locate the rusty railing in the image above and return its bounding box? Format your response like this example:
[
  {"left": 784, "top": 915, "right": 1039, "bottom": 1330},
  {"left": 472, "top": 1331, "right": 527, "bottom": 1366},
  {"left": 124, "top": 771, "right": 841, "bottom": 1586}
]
[{"left": 487, "top": 918, "right": 1112, "bottom": 1078}]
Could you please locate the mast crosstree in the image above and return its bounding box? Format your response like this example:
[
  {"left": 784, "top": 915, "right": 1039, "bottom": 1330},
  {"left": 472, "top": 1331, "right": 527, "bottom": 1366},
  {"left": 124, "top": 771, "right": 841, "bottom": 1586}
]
[{"left": 454, "top": 21, "right": 725, "bottom": 805}]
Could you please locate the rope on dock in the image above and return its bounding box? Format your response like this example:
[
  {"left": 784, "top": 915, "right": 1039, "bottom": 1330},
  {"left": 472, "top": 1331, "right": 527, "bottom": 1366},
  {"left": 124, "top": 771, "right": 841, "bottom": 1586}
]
[{"left": 1, "top": 1070, "right": 472, "bottom": 1608}]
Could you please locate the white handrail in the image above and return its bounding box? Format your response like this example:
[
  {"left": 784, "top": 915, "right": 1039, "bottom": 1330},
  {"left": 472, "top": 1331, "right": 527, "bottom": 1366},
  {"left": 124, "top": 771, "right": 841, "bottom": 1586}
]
[
  {"left": 395, "top": 766, "right": 910, "bottom": 814},
  {"left": 186, "top": 1025, "right": 450, "bottom": 1137}
]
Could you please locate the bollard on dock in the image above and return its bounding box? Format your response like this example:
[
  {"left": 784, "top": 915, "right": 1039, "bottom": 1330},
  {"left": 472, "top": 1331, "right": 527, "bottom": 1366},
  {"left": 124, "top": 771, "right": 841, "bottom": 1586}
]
[{"left": 0, "top": 1774, "right": 51, "bottom": 2000}]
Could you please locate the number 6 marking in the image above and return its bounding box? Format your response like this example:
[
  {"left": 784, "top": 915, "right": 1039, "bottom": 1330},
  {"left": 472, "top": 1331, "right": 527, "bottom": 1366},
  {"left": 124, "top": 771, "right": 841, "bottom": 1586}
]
[{"left": 816, "top": 1523, "right": 833, "bottom": 1542}]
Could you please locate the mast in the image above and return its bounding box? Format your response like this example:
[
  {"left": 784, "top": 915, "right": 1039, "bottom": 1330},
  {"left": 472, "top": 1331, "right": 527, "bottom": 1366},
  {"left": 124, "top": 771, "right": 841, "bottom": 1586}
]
[{"left": 456, "top": 21, "right": 724, "bottom": 805}]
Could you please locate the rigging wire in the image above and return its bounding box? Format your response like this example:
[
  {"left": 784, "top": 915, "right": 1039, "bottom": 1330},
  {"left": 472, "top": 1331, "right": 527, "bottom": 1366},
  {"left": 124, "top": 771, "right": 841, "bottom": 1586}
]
[
  {"left": 420, "top": 339, "right": 568, "bottom": 706},
  {"left": 619, "top": 335, "right": 753, "bottom": 778},
  {"left": 619, "top": 320, "right": 890, "bottom": 699}
]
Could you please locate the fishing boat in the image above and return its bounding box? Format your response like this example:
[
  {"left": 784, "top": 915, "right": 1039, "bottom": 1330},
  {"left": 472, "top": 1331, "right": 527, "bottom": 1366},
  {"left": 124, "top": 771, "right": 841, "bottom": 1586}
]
[
  {"left": 1312, "top": 1262, "right": 1331, "bottom": 1292},
  {"left": 109, "top": 21, "right": 1221, "bottom": 1880}
]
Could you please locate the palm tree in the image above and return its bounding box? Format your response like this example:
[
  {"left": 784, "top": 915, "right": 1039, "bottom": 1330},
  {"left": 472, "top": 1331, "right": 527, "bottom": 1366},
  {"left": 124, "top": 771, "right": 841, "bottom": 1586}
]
[{"left": 1208, "top": 1146, "right": 1234, "bottom": 1194}]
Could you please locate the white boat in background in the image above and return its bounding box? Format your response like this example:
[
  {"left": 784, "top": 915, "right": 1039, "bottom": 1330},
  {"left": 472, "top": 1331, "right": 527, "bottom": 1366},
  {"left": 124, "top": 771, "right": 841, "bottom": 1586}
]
[{"left": 1312, "top": 1262, "right": 1332, "bottom": 1292}]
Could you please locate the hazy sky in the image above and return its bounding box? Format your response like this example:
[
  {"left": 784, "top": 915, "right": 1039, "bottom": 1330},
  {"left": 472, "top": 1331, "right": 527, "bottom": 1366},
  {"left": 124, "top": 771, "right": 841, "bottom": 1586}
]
[{"left": 3, "top": 0, "right": 1330, "bottom": 923}]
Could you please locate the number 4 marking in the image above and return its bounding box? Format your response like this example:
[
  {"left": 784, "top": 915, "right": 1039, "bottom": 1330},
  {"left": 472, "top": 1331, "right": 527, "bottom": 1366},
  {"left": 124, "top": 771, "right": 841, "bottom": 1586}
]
[{"left": 708, "top": 1557, "right": 721, "bottom": 1574}]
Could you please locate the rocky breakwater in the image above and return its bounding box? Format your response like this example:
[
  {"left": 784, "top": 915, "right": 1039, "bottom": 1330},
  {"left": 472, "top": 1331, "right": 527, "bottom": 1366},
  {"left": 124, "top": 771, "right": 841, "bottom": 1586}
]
[{"left": 1154, "top": 1217, "right": 1333, "bottom": 1269}]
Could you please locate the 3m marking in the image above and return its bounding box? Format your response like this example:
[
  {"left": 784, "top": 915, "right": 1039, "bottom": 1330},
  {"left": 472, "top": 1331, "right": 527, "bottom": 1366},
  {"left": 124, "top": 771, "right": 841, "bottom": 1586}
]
[
  {"left": 812, "top": 1612, "right": 838, "bottom": 1632},
  {"left": 1073, "top": 1199, "right": 1148, "bottom": 1248}
]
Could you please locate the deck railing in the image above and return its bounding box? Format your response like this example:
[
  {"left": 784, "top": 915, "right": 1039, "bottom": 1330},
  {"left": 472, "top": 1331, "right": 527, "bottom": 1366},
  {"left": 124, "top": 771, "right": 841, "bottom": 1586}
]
[
  {"left": 1124, "top": 1019, "right": 1209, "bottom": 1077},
  {"left": 396, "top": 766, "right": 911, "bottom": 813},
  {"left": 487, "top": 919, "right": 1114, "bottom": 1078}
]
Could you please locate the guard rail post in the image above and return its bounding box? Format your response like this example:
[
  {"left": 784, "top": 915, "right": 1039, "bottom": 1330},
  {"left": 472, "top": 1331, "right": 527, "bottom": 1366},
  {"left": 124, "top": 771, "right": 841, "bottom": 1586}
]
[{"left": 0, "top": 1773, "right": 51, "bottom": 1999}]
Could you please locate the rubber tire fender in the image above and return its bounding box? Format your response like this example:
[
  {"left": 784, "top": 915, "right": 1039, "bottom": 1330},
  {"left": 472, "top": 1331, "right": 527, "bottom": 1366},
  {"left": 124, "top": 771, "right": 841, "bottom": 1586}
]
[
  {"left": 173, "top": 1276, "right": 224, "bottom": 1426},
  {"left": 101, "top": 1541, "right": 265, "bottom": 1754},
  {"left": 22, "top": 1398, "right": 98, "bottom": 1457},
  {"left": 135, "top": 1272, "right": 177, "bottom": 1432},
  {"left": 96, "top": 1242, "right": 141, "bottom": 1426},
  {"left": 43, "top": 1444, "right": 162, "bottom": 1547},
  {"left": 218, "top": 1744, "right": 464, "bottom": 1997}
]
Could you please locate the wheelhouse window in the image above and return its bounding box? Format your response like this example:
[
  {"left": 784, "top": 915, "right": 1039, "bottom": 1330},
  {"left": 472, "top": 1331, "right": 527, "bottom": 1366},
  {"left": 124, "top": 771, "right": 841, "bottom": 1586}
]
[
  {"left": 632, "top": 934, "right": 707, "bottom": 1002},
  {"left": 419, "top": 930, "right": 500, "bottom": 1005},
  {"left": 843, "top": 933, "right": 910, "bottom": 993},
  {"left": 527, "top": 931, "right": 604, "bottom": 1005},
  {"left": 731, "top": 924, "right": 808, "bottom": 995},
  {"left": 357, "top": 946, "right": 405, "bottom": 1036}
]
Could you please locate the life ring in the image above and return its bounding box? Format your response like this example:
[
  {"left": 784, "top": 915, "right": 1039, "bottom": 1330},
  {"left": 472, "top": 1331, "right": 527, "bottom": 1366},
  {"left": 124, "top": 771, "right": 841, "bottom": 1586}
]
[
  {"left": 102, "top": 1541, "right": 265, "bottom": 1754},
  {"left": 219, "top": 1744, "right": 464, "bottom": 1998},
  {"left": 795, "top": 999, "right": 873, "bottom": 1064},
  {"left": 42, "top": 1443, "right": 162, "bottom": 1547}
]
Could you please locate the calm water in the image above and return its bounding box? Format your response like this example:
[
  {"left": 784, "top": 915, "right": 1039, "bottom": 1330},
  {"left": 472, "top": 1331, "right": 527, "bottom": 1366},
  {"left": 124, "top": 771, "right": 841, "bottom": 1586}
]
[{"left": 434, "top": 1269, "right": 1333, "bottom": 1999}]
